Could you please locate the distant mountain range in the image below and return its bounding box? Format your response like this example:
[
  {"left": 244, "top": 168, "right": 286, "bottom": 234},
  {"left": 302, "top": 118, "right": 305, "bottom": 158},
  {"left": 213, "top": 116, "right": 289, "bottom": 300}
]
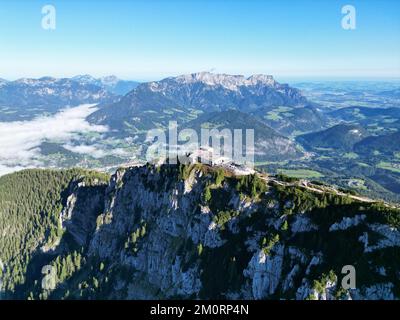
[
  {"left": 89, "top": 72, "right": 315, "bottom": 135},
  {"left": 0, "top": 77, "right": 118, "bottom": 108},
  {"left": 0, "top": 75, "right": 139, "bottom": 109},
  {"left": 86, "top": 72, "right": 317, "bottom": 161},
  {"left": 0, "top": 75, "right": 140, "bottom": 121},
  {"left": 72, "top": 75, "right": 139, "bottom": 95}
]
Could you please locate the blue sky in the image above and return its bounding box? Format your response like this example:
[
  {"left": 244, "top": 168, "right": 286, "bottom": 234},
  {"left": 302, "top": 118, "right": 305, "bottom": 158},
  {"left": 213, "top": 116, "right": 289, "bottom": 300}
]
[{"left": 0, "top": 0, "right": 399, "bottom": 81}]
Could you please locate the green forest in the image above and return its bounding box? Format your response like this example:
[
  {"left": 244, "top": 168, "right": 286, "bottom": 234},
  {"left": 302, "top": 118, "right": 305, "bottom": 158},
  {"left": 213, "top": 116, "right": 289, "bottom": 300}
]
[{"left": 0, "top": 169, "right": 109, "bottom": 296}]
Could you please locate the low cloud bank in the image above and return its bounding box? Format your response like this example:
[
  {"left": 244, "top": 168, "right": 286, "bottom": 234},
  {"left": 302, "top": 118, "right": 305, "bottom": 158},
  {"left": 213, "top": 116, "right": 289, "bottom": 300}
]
[{"left": 0, "top": 104, "right": 108, "bottom": 176}]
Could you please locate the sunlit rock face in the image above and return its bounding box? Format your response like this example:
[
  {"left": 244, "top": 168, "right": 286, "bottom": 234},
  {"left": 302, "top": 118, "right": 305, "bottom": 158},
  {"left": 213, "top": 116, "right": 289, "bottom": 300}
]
[{"left": 82, "top": 164, "right": 400, "bottom": 300}]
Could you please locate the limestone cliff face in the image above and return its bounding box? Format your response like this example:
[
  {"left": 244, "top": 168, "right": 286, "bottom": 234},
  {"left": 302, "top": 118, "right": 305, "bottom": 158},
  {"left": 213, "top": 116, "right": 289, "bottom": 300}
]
[
  {"left": 61, "top": 164, "right": 399, "bottom": 300},
  {"left": 88, "top": 165, "right": 229, "bottom": 298},
  {"left": 60, "top": 179, "right": 107, "bottom": 247}
]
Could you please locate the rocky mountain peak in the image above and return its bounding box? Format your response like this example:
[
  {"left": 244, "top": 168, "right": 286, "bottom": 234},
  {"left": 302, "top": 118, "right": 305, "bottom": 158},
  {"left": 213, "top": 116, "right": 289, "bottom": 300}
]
[
  {"left": 14, "top": 78, "right": 40, "bottom": 85},
  {"left": 72, "top": 74, "right": 122, "bottom": 86},
  {"left": 98, "top": 75, "right": 119, "bottom": 86},
  {"left": 172, "top": 72, "right": 277, "bottom": 90},
  {"left": 247, "top": 74, "right": 276, "bottom": 85},
  {"left": 72, "top": 74, "right": 98, "bottom": 84}
]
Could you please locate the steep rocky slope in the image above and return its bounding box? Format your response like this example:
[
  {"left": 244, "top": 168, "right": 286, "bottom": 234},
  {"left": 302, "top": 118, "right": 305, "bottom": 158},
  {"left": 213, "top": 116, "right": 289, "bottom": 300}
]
[{"left": 0, "top": 164, "right": 399, "bottom": 300}]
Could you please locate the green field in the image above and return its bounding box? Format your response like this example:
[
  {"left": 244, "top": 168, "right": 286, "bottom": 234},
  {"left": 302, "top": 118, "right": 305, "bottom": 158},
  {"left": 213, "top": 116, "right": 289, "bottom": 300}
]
[
  {"left": 277, "top": 169, "right": 324, "bottom": 179},
  {"left": 357, "top": 162, "right": 371, "bottom": 168},
  {"left": 265, "top": 106, "right": 294, "bottom": 121},
  {"left": 265, "top": 111, "right": 282, "bottom": 121},
  {"left": 255, "top": 161, "right": 289, "bottom": 166},
  {"left": 376, "top": 161, "right": 400, "bottom": 173},
  {"left": 343, "top": 152, "right": 359, "bottom": 159}
]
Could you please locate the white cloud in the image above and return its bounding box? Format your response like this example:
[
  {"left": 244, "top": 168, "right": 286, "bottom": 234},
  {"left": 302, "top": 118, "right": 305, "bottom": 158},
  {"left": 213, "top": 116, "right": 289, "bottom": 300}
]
[
  {"left": 110, "top": 148, "right": 131, "bottom": 157},
  {"left": 0, "top": 104, "right": 108, "bottom": 175},
  {"left": 63, "top": 144, "right": 107, "bottom": 159}
]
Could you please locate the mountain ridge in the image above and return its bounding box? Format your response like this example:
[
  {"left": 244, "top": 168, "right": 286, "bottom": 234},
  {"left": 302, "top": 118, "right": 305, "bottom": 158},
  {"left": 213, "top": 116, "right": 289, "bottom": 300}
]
[
  {"left": 0, "top": 76, "right": 116, "bottom": 109},
  {"left": 72, "top": 74, "right": 139, "bottom": 95},
  {"left": 88, "top": 72, "right": 310, "bottom": 135}
]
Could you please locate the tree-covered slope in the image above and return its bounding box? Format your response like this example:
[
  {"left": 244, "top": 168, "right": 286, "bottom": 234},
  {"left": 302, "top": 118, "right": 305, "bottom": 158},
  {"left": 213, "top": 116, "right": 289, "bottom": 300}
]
[
  {"left": 354, "top": 131, "right": 400, "bottom": 156},
  {"left": 0, "top": 169, "right": 109, "bottom": 297},
  {"left": 297, "top": 124, "right": 369, "bottom": 151}
]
